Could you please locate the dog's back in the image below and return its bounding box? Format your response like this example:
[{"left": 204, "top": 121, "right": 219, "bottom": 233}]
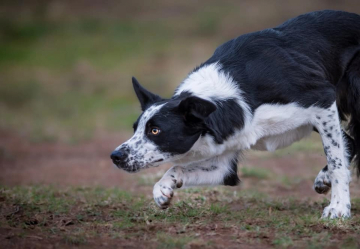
[
  {"left": 207, "top": 10, "right": 360, "bottom": 87},
  {"left": 276, "top": 10, "right": 360, "bottom": 82},
  {"left": 198, "top": 10, "right": 360, "bottom": 174}
]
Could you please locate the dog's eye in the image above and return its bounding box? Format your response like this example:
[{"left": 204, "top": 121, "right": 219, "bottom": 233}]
[{"left": 150, "top": 127, "right": 161, "bottom": 135}]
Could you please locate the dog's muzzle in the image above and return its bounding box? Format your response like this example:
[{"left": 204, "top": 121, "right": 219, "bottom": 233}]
[
  {"left": 110, "top": 148, "right": 141, "bottom": 173},
  {"left": 110, "top": 150, "right": 127, "bottom": 167}
]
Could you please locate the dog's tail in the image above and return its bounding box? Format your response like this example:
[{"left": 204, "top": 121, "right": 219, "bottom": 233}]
[{"left": 338, "top": 52, "right": 360, "bottom": 176}]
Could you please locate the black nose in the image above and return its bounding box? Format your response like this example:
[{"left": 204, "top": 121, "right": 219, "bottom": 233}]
[{"left": 110, "top": 150, "right": 126, "bottom": 164}]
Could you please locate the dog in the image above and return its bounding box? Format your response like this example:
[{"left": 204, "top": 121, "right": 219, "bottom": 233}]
[{"left": 111, "top": 10, "right": 360, "bottom": 219}]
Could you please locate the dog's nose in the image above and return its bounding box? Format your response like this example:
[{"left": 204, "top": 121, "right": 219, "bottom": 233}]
[{"left": 110, "top": 150, "right": 126, "bottom": 164}]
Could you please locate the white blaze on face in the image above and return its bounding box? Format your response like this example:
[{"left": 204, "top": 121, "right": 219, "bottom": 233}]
[{"left": 115, "top": 103, "right": 170, "bottom": 171}]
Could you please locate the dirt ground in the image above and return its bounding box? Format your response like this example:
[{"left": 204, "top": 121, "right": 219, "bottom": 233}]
[
  {"left": 2, "top": 130, "right": 360, "bottom": 198},
  {"left": 1, "top": 131, "right": 360, "bottom": 248},
  {"left": 0, "top": 130, "right": 325, "bottom": 194}
]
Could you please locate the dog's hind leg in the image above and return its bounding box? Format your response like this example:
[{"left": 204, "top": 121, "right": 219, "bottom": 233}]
[
  {"left": 314, "top": 165, "right": 332, "bottom": 194},
  {"left": 153, "top": 152, "right": 240, "bottom": 209},
  {"left": 314, "top": 131, "right": 355, "bottom": 195},
  {"left": 313, "top": 102, "right": 351, "bottom": 218}
]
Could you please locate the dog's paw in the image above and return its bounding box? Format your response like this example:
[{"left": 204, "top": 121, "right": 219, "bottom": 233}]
[
  {"left": 314, "top": 179, "right": 331, "bottom": 194},
  {"left": 153, "top": 178, "right": 177, "bottom": 209},
  {"left": 314, "top": 169, "right": 331, "bottom": 195},
  {"left": 321, "top": 202, "right": 351, "bottom": 219}
]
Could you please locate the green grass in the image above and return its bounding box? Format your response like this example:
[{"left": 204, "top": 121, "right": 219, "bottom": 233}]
[
  {"left": 241, "top": 166, "right": 270, "bottom": 179},
  {"left": 249, "top": 134, "right": 325, "bottom": 160},
  {"left": 0, "top": 18, "right": 172, "bottom": 69},
  {"left": 63, "top": 234, "right": 88, "bottom": 246},
  {"left": 273, "top": 135, "right": 324, "bottom": 156},
  {"left": 0, "top": 4, "right": 230, "bottom": 142},
  {"left": 0, "top": 19, "right": 168, "bottom": 142},
  {"left": 2, "top": 185, "right": 360, "bottom": 248},
  {"left": 156, "top": 233, "right": 194, "bottom": 249},
  {"left": 273, "top": 236, "right": 294, "bottom": 248}
]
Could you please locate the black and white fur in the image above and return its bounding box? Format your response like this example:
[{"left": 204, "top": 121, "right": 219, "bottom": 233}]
[{"left": 111, "top": 10, "right": 360, "bottom": 219}]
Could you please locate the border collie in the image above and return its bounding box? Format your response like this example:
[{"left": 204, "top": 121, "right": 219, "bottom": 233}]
[{"left": 111, "top": 10, "right": 360, "bottom": 219}]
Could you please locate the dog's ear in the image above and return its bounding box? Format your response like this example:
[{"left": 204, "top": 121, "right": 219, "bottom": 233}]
[
  {"left": 178, "top": 96, "right": 224, "bottom": 144},
  {"left": 132, "top": 77, "right": 162, "bottom": 111},
  {"left": 178, "top": 96, "right": 217, "bottom": 121}
]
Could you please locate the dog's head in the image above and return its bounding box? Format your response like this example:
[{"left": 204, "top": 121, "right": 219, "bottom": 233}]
[{"left": 110, "top": 77, "right": 217, "bottom": 172}]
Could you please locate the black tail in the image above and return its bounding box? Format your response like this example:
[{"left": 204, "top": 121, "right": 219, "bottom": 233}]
[{"left": 338, "top": 52, "right": 360, "bottom": 176}]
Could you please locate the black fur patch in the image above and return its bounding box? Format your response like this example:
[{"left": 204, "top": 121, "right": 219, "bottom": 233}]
[
  {"left": 223, "top": 157, "right": 241, "bottom": 186},
  {"left": 205, "top": 99, "right": 245, "bottom": 143}
]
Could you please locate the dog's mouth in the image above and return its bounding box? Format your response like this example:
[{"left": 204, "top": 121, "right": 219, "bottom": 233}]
[
  {"left": 115, "top": 158, "right": 165, "bottom": 173},
  {"left": 148, "top": 158, "right": 165, "bottom": 167},
  {"left": 114, "top": 162, "right": 144, "bottom": 173},
  {"left": 122, "top": 167, "right": 141, "bottom": 173}
]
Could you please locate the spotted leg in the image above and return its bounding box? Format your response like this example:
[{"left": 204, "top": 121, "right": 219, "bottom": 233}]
[
  {"left": 314, "top": 165, "right": 332, "bottom": 194},
  {"left": 313, "top": 102, "right": 351, "bottom": 219},
  {"left": 314, "top": 131, "right": 355, "bottom": 195},
  {"left": 153, "top": 152, "right": 240, "bottom": 209}
]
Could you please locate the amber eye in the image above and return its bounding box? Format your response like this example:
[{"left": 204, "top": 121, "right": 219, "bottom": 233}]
[{"left": 151, "top": 127, "right": 160, "bottom": 135}]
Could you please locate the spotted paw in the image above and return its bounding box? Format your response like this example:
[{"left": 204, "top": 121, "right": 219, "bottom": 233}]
[
  {"left": 314, "top": 179, "right": 331, "bottom": 194},
  {"left": 321, "top": 203, "right": 351, "bottom": 219},
  {"left": 153, "top": 178, "right": 177, "bottom": 209},
  {"left": 314, "top": 167, "right": 331, "bottom": 195}
]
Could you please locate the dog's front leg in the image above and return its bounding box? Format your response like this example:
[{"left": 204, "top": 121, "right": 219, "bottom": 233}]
[
  {"left": 313, "top": 102, "right": 351, "bottom": 219},
  {"left": 153, "top": 152, "right": 240, "bottom": 209}
]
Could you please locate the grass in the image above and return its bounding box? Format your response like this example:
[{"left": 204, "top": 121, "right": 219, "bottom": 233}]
[
  {"left": 156, "top": 233, "right": 194, "bottom": 249},
  {"left": 0, "top": 2, "right": 230, "bottom": 143},
  {"left": 241, "top": 166, "right": 270, "bottom": 179},
  {"left": 1, "top": 185, "right": 360, "bottom": 248},
  {"left": 273, "top": 236, "right": 294, "bottom": 248},
  {"left": 0, "top": 18, "right": 155, "bottom": 142},
  {"left": 273, "top": 136, "right": 324, "bottom": 157}
]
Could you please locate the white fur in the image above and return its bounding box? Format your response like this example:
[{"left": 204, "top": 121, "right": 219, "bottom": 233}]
[
  {"left": 312, "top": 102, "right": 351, "bottom": 218},
  {"left": 175, "top": 63, "right": 239, "bottom": 101},
  {"left": 252, "top": 125, "right": 313, "bottom": 151},
  {"left": 175, "top": 63, "right": 252, "bottom": 125},
  {"left": 153, "top": 151, "right": 238, "bottom": 208}
]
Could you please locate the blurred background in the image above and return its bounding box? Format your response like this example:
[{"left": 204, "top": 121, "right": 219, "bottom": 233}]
[
  {"left": 1, "top": 0, "right": 360, "bottom": 187},
  {"left": 2, "top": 2, "right": 360, "bottom": 247}
]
